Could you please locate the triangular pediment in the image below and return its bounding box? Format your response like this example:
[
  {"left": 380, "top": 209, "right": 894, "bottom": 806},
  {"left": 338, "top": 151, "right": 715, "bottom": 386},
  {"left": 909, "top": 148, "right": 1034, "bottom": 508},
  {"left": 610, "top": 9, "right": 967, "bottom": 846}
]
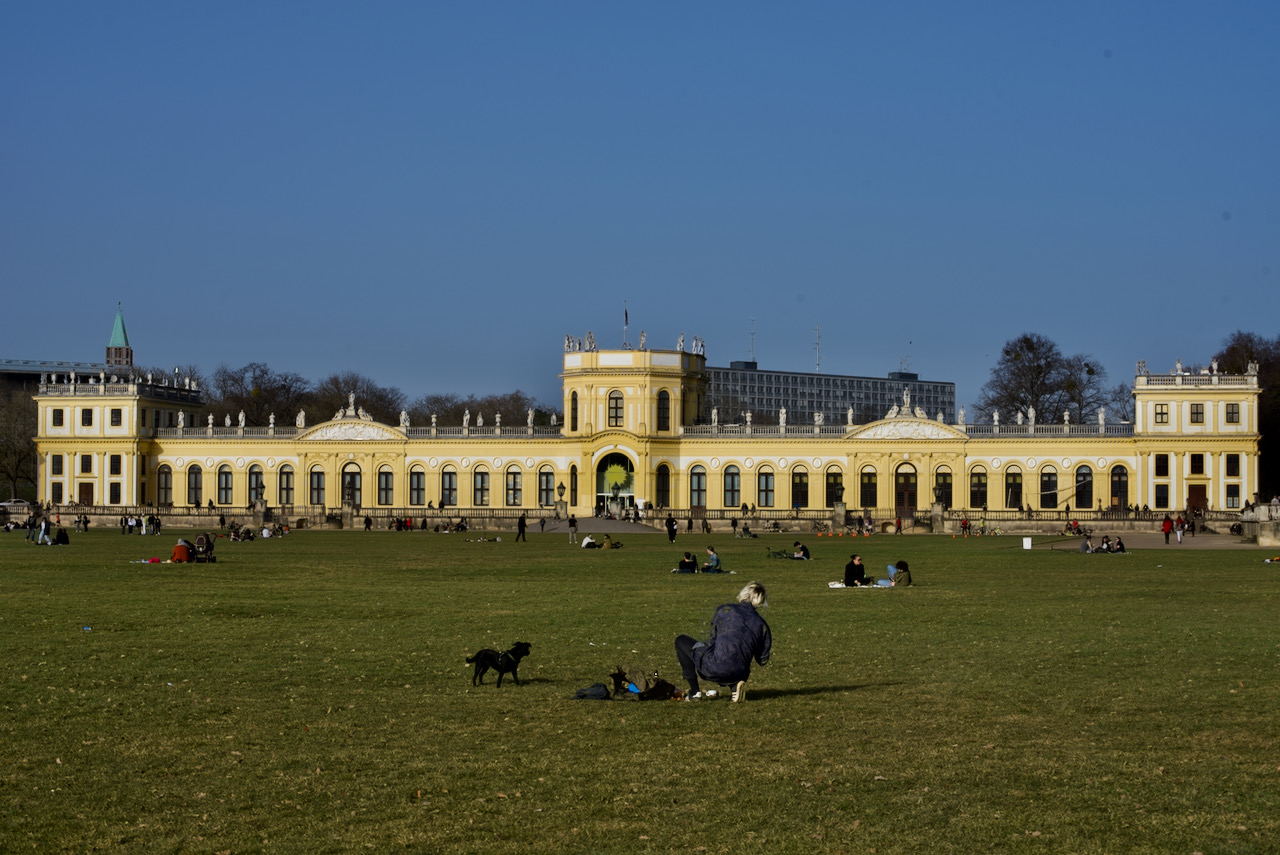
[
  {"left": 301, "top": 420, "right": 404, "bottom": 441},
  {"left": 848, "top": 418, "right": 967, "bottom": 440}
]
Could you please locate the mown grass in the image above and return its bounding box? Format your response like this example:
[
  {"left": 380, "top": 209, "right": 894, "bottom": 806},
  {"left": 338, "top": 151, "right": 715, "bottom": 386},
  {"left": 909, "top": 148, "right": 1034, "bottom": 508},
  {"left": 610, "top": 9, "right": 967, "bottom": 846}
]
[{"left": 2, "top": 526, "right": 1278, "bottom": 854}]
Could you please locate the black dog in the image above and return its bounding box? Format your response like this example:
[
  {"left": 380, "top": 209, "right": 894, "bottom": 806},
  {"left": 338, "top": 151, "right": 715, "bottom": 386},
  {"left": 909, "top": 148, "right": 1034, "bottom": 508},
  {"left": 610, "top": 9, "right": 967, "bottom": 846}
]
[{"left": 466, "top": 641, "right": 532, "bottom": 687}]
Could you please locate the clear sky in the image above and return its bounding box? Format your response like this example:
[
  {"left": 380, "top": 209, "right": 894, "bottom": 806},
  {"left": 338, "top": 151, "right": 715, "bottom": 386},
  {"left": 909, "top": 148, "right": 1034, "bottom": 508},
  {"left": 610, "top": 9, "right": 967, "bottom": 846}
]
[{"left": 3, "top": 2, "right": 1276, "bottom": 413}]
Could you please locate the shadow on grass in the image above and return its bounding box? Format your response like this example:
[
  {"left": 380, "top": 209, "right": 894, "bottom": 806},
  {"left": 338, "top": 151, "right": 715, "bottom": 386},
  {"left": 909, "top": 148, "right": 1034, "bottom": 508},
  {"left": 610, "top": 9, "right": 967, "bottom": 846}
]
[{"left": 747, "top": 681, "right": 906, "bottom": 700}]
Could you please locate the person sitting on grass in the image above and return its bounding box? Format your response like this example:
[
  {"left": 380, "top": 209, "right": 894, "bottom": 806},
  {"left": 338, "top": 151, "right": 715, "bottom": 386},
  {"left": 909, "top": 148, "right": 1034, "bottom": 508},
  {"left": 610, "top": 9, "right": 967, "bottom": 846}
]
[
  {"left": 701, "top": 546, "right": 723, "bottom": 573},
  {"left": 674, "top": 580, "right": 772, "bottom": 702},
  {"left": 1113, "top": 536, "right": 1126, "bottom": 553},
  {"left": 170, "top": 538, "right": 194, "bottom": 563},
  {"left": 887, "top": 560, "right": 912, "bottom": 586},
  {"left": 672, "top": 552, "right": 698, "bottom": 573},
  {"left": 791, "top": 541, "right": 811, "bottom": 560},
  {"left": 844, "top": 554, "right": 869, "bottom": 586}
]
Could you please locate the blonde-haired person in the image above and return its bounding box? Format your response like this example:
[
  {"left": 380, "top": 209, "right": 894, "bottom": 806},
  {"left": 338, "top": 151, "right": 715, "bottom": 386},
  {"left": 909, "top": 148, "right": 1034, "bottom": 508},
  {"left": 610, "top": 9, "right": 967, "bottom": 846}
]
[{"left": 674, "top": 581, "right": 772, "bottom": 702}]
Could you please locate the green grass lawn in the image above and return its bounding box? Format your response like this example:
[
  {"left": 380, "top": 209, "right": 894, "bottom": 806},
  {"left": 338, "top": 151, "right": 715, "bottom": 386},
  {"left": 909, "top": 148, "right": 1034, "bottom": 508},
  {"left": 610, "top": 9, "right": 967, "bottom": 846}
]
[{"left": 3, "top": 526, "right": 1278, "bottom": 854}]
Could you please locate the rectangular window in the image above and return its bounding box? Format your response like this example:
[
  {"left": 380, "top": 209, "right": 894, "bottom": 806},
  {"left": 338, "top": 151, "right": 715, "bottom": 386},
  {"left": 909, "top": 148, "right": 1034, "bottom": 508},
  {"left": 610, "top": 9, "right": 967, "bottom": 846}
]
[
  {"left": 109, "top": 483, "right": 121, "bottom": 504},
  {"left": 1226, "top": 403, "right": 1240, "bottom": 424},
  {"left": 309, "top": 471, "right": 325, "bottom": 505},
  {"left": 538, "top": 471, "right": 555, "bottom": 507},
  {"left": 861, "top": 472, "right": 878, "bottom": 508},
  {"left": 377, "top": 470, "right": 394, "bottom": 506},
  {"left": 217, "top": 469, "right": 233, "bottom": 504},
  {"left": 51, "top": 482, "right": 64, "bottom": 504},
  {"left": 657, "top": 393, "right": 670, "bottom": 431},
  {"left": 110, "top": 408, "right": 123, "bottom": 427},
  {"left": 1155, "top": 484, "right": 1169, "bottom": 509},
  {"left": 1226, "top": 484, "right": 1240, "bottom": 509},
  {"left": 1155, "top": 454, "right": 1169, "bottom": 477},
  {"left": 278, "top": 469, "right": 294, "bottom": 505},
  {"left": 52, "top": 409, "right": 64, "bottom": 427},
  {"left": 608, "top": 393, "right": 623, "bottom": 427},
  {"left": 969, "top": 472, "right": 987, "bottom": 509},
  {"left": 80, "top": 454, "right": 93, "bottom": 474},
  {"left": 1154, "top": 403, "right": 1169, "bottom": 425},
  {"left": 1226, "top": 454, "right": 1240, "bottom": 477},
  {"left": 409, "top": 471, "right": 425, "bottom": 506},
  {"left": 81, "top": 409, "right": 93, "bottom": 427},
  {"left": 791, "top": 471, "right": 809, "bottom": 510},
  {"left": 51, "top": 455, "right": 63, "bottom": 476},
  {"left": 505, "top": 470, "right": 522, "bottom": 506},
  {"left": 1190, "top": 454, "right": 1204, "bottom": 475},
  {"left": 109, "top": 455, "right": 122, "bottom": 476},
  {"left": 474, "top": 470, "right": 490, "bottom": 506},
  {"left": 441, "top": 471, "right": 458, "bottom": 506},
  {"left": 757, "top": 471, "right": 775, "bottom": 508},
  {"left": 1189, "top": 403, "right": 1204, "bottom": 424}
]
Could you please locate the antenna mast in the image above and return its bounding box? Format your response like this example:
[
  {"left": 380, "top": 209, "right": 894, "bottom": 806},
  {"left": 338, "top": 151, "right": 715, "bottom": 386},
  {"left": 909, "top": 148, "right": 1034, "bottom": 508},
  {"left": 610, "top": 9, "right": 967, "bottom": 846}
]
[
  {"left": 749, "top": 318, "right": 756, "bottom": 362},
  {"left": 900, "top": 341, "right": 912, "bottom": 373},
  {"left": 814, "top": 324, "right": 822, "bottom": 372}
]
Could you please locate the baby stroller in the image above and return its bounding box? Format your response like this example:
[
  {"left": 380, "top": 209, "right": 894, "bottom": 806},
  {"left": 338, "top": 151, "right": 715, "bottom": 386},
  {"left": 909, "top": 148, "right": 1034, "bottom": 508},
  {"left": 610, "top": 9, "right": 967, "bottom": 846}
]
[{"left": 193, "top": 532, "right": 217, "bottom": 563}]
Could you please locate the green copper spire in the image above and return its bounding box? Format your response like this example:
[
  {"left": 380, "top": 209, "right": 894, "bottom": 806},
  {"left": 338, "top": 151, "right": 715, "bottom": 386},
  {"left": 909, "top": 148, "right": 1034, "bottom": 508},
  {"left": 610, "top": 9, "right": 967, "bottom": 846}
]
[{"left": 108, "top": 302, "right": 130, "bottom": 348}]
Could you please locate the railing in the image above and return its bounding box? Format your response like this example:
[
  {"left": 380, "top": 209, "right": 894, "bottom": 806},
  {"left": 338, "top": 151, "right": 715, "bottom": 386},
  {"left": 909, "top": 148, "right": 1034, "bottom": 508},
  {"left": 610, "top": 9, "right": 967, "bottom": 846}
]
[
  {"left": 1136, "top": 374, "right": 1256, "bottom": 387},
  {"left": 39, "top": 382, "right": 203, "bottom": 403},
  {"left": 962, "top": 424, "right": 1134, "bottom": 437}
]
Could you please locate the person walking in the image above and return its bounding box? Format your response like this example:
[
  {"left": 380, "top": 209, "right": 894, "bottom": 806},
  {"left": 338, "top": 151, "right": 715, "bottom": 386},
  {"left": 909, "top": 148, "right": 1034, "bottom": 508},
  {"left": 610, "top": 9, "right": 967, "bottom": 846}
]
[
  {"left": 665, "top": 514, "right": 678, "bottom": 543},
  {"left": 568, "top": 514, "right": 578, "bottom": 543},
  {"left": 516, "top": 513, "right": 528, "bottom": 542}
]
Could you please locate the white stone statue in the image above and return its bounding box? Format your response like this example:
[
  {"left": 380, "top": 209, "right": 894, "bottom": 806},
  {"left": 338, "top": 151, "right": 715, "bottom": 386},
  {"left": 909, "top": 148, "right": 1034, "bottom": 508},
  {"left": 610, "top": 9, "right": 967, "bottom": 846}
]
[
  {"left": 225, "top": 414, "right": 232, "bottom": 427},
  {"left": 335, "top": 408, "right": 345, "bottom": 421},
  {"left": 1016, "top": 411, "right": 1024, "bottom": 425},
  {"left": 677, "top": 333, "right": 685, "bottom": 352},
  {"left": 431, "top": 413, "right": 438, "bottom": 427},
  {"left": 177, "top": 411, "right": 185, "bottom": 428},
  {"left": 936, "top": 411, "right": 943, "bottom": 422},
  {"left": 1211, "top": 359, "right": 1219, "bottom": 373},
  {"left": 358, "top": 406, "right": 370, "bottom": 421},
  {"left": 711, "top": 408, "right": 718, "bottom": 426},
  {"left": 814, "top": 411, "right": 824, "bottom": 426},
  {"left": 585, "top": 331, "right": 596, "bottom": 351},
  {"left": 1098, "top": 407, "right": 1106, "bottom": 425},
  {"left": 638, "top": 331, "right": 646, "bottom": 350},
  {"left": 269, "top": 413, "right": 275, "bottom": 428},
  {"left": 746, "top": 411, "right": 752, "bottom": 427},
  {"left": 993, "top": 411, "right": 999, "bottom": 426},
  {"left": 527, "top": 409, "right": 534, "bottom": 428},
  {"left": 958, "top": 407, "right": 966, "bottom": 425},
  {"left": 914, "top": 406, "right": 926, "bottom": 419},
  {"left": 550, "top": 414, "right": 557, "bottom": 426},
  {"left": 208, "top": 414, "right": 214, "bottom": 428},
  {"left": 1027, "top": 406, "right": 1036, "bottom": 426},
  {"left": 1136, "top": 360, "right": 1147, "bottom": 375},
  {"left": 886, "top": 404, "right": 899, "bottom": 419},
  {"left": 779, "top": 407, "right": 787, "bottom": 428},
  {"left": 463, "top": 409, "right": 470, "bottom": 428},
  {"left": 1064, "top": 410, "right": 1071, "bottom": 425},
  {"left": 1175, "top": 358, "right": 1183, "bottom": 375},
  {"left": 296, "top": 411, "right": 306, "bottom": 428},
  {"left": 477, "top": 413, "right": 483, "bottom": 427},
  {"left": 847, "top": 406, "right": 854, "bottom": 425},
  {"left": 348, "top": 392, "right": 356, "bottom": 413},
  {"left": 902, "top": 388, "right": 911, "bottom": 410},
  {"left": 400, "top": 410, "right": 409, "bottom": 429},
  {"left": 238, "top": 410, "right": 246, "bottom": 428},
  {"left": 495, "top": 413, "right": 501, "bottom": 428}
]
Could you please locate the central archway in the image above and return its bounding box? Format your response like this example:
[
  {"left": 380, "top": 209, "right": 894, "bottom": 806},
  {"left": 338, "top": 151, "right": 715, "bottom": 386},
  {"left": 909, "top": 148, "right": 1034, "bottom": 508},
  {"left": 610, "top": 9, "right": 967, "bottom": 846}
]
[{"left": 595, "top": 452, "right": 635, "bottom": 518}]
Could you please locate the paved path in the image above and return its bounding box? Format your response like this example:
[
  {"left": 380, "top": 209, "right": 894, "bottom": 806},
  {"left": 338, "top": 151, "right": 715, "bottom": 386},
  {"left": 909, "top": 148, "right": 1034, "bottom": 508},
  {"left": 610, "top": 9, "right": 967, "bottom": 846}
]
[{"left": 1031, "top": 531, "right": 1258, "bottom": 551}]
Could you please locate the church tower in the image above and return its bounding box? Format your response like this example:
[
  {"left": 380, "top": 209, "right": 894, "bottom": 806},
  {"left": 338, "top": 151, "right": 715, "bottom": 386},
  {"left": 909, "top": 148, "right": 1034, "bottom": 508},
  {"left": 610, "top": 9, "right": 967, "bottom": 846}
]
[{"left": 106, "top": 304, "right": 133, "bottom": 368}]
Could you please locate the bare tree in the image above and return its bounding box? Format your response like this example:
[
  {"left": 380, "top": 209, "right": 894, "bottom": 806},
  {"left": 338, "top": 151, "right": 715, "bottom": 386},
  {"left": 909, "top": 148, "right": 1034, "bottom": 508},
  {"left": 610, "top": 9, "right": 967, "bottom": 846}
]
[
  {"left": 0, "top": 386, "right": 37, "bottom": 500},
  {"left": 309, "top": 372, "right": 407, "bottom": 425},
  {"left": 208, "top": 363, "right": 312, "bottom": 426},
  {"left": 1214, "top": 330, "right": 1280, "bottom": 495}
]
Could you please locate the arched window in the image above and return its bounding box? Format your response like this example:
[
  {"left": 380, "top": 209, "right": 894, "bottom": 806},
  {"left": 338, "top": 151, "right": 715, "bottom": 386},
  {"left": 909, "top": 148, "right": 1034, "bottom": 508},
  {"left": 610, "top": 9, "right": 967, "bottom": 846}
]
[
  {"left": 441, "top": 468, "right": 458, "bottom": 506},
  {"left": 409, "top": 467, "right": 425, "bottom": 506},
  {"left": 473, "top": 467, "right": 490, "bottom": 506},
  {"left": 825, "top": 467, "right": 844, "bottom": 508},
  {"left": 791, "top": 467, "right": 809, "bottom": 510},
  {"left": 217, "top": 465, "right": 233, "bottom": 505},
  {"left": 1040, "top": 468, "right": 1058, "bottom": 510},
  {"left": 570, "top": 392, "right": 579, "bottom": 431},
  {"left": 157, "top": 464, "right": 173, "bottom": 505},
  {"left": 655, "top": 464, "right": 671, "bottom": 508},
  {"left": 657, "top": 390, "right": 671, "bottom": 431},
  {"left": 934, "top": 467, "right": 952, "bottom": 509},
  {"left": 969, "top": 468, "right": 988, "bottom": 509},
  {"left": 757, "top": 468, "right": 775, "bottom": 508},
  {"left": 1110, "top": 466, "right": 1129, "bottom": 511},
  {"left": 505, "top": 466, "right": 522, "bottom": 507},
  {"left": 248, "top": 464, "right": 264, "bottom": 503},
  {"left": 1004, "top": 467, "right": 1023, "bottom": 509},
  {"left": 1074, "top": 466, "right": 1093, "bottom": 510},
  {"left": 341, "top": 464, "right": 362, "bottom": 507},
  {"left": 569, "top": 464, "right": 578, "bottom": 506},
  {"left": 278, "top": 465, "right": 294, "bottom": 506},
  {"left": 860, "top": 468, "right": 877, "bottom": 508},
  {"left": 894, "top": 465, "right": 917, "bottom": 513},
  {"left": 538, "top": 467, "right": 555, "bottom": 507},
  {"left": 723, "top": 465, "right": 741, "bottom": 508},
  {"left": 690, "top": 465, "right": 707, "bottom": 508},
  {"left": 608, "top": 391, "right": 624, "bottom": 427},
  {"left": 309, "top": 467, "right": 325, "bottom": 506},
  {"left": 377, "top": 466, "right": 394, "bottom": 506}
]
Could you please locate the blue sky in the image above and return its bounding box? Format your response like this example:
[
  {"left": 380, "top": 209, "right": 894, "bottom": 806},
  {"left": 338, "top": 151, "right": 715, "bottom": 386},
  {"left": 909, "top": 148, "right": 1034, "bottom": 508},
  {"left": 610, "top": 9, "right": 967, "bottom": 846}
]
[{"left": 3, "top": 2, "right": 1276, "bottom": 412}]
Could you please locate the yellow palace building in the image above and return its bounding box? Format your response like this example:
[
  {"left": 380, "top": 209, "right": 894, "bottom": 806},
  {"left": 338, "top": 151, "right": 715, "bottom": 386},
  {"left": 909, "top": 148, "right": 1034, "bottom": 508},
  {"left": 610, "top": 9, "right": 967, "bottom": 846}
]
[{"left": 31, "top": 332, "right": 1261, "bottom": 531}]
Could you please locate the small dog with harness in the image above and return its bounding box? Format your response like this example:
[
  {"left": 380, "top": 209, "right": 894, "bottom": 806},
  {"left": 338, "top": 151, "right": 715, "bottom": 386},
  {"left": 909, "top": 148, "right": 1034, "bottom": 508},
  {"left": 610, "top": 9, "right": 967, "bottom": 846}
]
[{"left": 465, "top": 641, "right": 532, "bottom": 687}]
